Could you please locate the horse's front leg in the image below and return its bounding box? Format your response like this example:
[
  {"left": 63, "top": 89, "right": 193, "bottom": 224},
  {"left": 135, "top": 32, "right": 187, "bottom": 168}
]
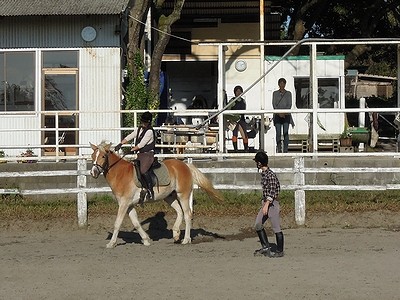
[
  {"left": 107, "top": 201, "right": 129, "bottom": 248},
  {"left": 128, "top": 207, "right": 151, "bottom": 246}
]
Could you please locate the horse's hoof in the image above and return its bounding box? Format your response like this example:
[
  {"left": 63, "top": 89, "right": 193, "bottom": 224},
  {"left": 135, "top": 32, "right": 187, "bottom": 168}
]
[
  {"left": 106, "top": 243, "right": 115, "bottom": 249},
  {"left": 181, "top": 238, "right": 191, "bottom": 245},
  {"left": 142, "top": 239, "right": 151, "bottom": 246}
]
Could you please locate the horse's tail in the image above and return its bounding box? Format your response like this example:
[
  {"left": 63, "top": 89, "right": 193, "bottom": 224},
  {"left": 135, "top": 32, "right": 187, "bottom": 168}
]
[{"left": 186, "top": 163, "right": 224, "bottom": 202}]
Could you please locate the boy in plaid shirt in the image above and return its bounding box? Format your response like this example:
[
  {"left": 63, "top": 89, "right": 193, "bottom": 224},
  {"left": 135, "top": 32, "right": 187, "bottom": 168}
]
[{"left": 253, "top": 151, "right": 284, "bottom": 258}]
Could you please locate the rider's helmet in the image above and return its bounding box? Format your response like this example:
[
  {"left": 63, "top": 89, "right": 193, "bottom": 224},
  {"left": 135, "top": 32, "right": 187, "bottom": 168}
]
[
  {"left": 253, "top": 151, "right": 269, "bottom": 167},
  {"left": 140, "top": 111, "right": 152, "bottom": 123}
]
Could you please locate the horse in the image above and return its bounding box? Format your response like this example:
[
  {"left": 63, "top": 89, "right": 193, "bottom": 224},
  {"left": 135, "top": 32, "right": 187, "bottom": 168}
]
[{"left": 89, "top": 141, "right": 223, "bottom": 248}]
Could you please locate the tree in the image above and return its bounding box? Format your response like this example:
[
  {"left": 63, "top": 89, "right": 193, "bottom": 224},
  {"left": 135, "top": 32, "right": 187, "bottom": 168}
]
[
  {"left": 280, "top": 0, "right": 400, "bottom": 72},
  {"left": 126, "top": 0, "right": 185, "bottom": 116}
]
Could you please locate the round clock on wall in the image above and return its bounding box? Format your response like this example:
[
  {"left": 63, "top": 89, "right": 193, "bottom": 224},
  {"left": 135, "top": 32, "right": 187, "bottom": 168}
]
[
  {"left": 81, "top": 26, "right": 97, "bottom": 42},
  {"left": 235, "top": 60, "right": 247, "bottom": 72}
]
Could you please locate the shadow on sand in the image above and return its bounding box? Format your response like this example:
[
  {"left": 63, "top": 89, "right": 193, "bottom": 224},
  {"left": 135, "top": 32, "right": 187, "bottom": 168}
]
[{"left": 106, "top": 211, "right": 266, "bottom": 247}]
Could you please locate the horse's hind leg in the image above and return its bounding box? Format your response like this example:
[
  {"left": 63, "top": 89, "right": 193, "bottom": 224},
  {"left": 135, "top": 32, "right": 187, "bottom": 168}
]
[
  {"left": 170, "top": 200, "right": 183, "bottom": 242},
  {"left": 177, "top": 192, "right": 193, "bottom": 245},
  {"left": 128, "top": 207, "right": 151, "bottom": 246}
]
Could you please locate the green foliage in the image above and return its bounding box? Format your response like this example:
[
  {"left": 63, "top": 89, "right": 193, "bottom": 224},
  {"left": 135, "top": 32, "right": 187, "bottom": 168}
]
[
  {"left": 124, "top": 53, "right": 150, "bottom": 130},
  {"left": 124, "top": 52, "right": 160, "bottom": 131}
]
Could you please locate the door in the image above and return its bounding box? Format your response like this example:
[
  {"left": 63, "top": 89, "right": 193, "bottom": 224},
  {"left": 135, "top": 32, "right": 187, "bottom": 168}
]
[{"left": 42, "top": 70, "right": 78, "bottom": 155}]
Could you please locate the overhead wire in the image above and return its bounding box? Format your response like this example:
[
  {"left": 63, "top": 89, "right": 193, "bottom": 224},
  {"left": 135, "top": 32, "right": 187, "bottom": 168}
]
[{"left": 128, "top": 14, "right": 198, "bottom": 45}]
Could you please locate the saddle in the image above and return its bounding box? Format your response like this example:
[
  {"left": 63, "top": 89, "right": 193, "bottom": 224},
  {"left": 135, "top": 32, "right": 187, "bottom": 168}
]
[{"left": 133, "top": 158, "right": 171, "bottom": 189}]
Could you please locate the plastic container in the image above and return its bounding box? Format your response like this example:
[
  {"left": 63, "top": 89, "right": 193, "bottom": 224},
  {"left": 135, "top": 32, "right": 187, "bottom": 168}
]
[{"left": 348, "top": 127, "right": 370, "bottom": 143}]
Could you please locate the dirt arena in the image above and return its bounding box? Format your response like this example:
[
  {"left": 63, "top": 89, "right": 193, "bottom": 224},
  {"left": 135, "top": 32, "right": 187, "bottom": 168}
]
[{"left": 1, "top": 212, "right": 399, "bottom": 300}]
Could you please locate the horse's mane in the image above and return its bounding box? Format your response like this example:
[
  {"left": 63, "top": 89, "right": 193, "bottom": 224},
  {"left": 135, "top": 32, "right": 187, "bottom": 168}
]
[
  {"left": 97, "top": 140, "right": 128, "bottom": 161},
  {"left": 97, "top": 140, "right": 118, "bottom": 154}
]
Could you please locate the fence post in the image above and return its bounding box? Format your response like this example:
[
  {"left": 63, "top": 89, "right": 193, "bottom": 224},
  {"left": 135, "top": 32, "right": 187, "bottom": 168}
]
[
  {"left": 77, "top": 158, "right": 88, "bottom": 227},
  {"left": 294, "top": 156, "right": 306, "bottom": 225}
]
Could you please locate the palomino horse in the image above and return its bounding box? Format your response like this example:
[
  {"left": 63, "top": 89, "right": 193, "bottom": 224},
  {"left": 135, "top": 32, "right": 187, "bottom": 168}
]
[{"left": 89, "top": 141, "right": 223, "bottom": 248}]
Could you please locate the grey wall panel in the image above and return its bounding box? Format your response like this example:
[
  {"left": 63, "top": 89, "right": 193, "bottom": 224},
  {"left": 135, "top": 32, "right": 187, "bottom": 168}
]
[{"left": 0, "top": 16, "right": 121, "bottom": 48}]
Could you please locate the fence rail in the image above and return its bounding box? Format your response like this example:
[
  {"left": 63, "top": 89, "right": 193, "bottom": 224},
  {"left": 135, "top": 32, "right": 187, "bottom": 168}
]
[{"left": 1, "top": 156, "right": 400, "bottom": 227}]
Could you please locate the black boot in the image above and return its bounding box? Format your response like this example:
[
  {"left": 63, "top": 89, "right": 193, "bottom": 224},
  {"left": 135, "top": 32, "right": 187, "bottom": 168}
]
[
  {"left": 254, "top": 229, "right": 271, "bottom": 257},
  {"left": 134, "top": 161, "right": 147, "bottom": 205},
  {"left": 232, "top": 141, "right": 238, "bottom": 153},
  {"left": 142, "top": 171, "right": 154, "bottom": 201},
  {"left": 244, "top": 143, "right": 249, "bottom": 152},
  {"left": 271, "top": 232, "right": 284, "bottom": 258}
]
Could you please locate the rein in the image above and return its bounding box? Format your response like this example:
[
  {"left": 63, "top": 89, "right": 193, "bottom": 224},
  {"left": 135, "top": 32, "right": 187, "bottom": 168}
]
[{"left": 94, "top": 151, "right": 126, "bottom": 177}]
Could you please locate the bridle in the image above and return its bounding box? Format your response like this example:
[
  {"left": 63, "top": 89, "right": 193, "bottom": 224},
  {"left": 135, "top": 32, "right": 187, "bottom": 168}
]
[{"left": 93, "top": 150, "right": 124, "bottom": 177}]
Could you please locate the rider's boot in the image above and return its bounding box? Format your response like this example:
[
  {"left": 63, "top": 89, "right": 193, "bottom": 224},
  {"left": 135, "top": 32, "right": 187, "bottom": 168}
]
[
  {"left": 254, "top": 229, "right": 271, "bottom": 257},
  {"left": 142, "top": 171, "right": 155, "bottom": 201},
  {"left": 270, "top": 232, "right": 284, "bottom": 258},
  {"left": 134, "top": 160, "right": 147, "bottom": 204}
]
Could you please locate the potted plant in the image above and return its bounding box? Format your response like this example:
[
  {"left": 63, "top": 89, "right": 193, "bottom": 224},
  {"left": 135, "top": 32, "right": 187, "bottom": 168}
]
[
  {"left": 18, "top": 148, "right": 37, "bottom": 163},
  {"left": 340, "top": 117, "right": 352, "bottom": 147}
]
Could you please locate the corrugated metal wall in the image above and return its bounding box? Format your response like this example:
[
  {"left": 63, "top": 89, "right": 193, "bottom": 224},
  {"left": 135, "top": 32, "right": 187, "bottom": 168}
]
[
  {"left": 0, "top": 16, "right": 121, "bottom": 48},
  {"left": 0, "top": 47, "right": 122, "bottom": 156},
  {"left": 79, "top": 48, "right": 122, "bottom": 153},
  {"left": 0, "top": 115, "right": 41, "bottom": 156}
]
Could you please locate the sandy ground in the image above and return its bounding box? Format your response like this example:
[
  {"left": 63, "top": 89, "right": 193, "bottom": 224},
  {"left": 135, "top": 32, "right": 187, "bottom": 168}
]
[{"left": 1, "top": 212, "right": 400, "bottom": 300}]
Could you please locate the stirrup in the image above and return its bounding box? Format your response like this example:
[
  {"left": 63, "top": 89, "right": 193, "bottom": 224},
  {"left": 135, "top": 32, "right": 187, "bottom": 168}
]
[
  {"left": 254, "top": 247, "right": 271, "bottom": 257},
  {"left": 146, "top": 189, "right": 154, "bottom": 201},
  {"left": 138, "top": 189, "right": 147, "bottom": 206}
]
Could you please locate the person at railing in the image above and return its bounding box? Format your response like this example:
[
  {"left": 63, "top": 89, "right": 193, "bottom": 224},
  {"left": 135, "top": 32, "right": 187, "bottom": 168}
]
[
  {"left": 228, "top": 85, "right": 249, "bottom": 152},
  {"left": 272, "top": 78, "right": 294, "bottom": 153},
  {"left": 253, "top": 151, "right": 284, "bottom": 258},
  {"left": 114, "top": 111, "right": 155, "bottom": 201}
]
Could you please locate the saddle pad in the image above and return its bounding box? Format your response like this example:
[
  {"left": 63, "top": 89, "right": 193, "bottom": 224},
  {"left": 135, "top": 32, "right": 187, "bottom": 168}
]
[
  {"left": 133, "top": 162, "right": 171, "bottom": 187},
  {"left": 153, "top": 163, "right": 171, "bottom": 186}
]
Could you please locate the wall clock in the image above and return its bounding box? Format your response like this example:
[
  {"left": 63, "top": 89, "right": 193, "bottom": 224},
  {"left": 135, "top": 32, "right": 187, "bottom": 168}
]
[
  {"left": 81, "top": 26, "right": 97, "bottom": 42},
  {"left": 235, "top": 60, "right": 247, "bottom": 72}
]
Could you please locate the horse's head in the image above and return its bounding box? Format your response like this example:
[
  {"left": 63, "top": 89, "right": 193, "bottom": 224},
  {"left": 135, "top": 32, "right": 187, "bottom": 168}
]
[{"left": 90, "top": 142, "right": 113, "bottom": 178}]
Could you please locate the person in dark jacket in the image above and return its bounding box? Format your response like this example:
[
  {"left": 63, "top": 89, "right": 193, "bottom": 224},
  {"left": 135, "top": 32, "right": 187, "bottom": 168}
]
[
  {"left": 272, "top": 78, "right": 293, "bottom": 153},
  {"left": 229, "top": 85, "right": 249, "bottom": 152},
  {"left": 115, "top": 111, "right": 155, "bottom": 200}
]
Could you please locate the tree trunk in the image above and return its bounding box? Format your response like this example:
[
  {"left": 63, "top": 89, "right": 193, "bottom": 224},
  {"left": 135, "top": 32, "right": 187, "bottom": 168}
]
[
  {"left": 127, "top": 0, "right": 150, "bottom": 76},
  {"left": 148, "top": 0, "right": 185, "bottom": 104}
]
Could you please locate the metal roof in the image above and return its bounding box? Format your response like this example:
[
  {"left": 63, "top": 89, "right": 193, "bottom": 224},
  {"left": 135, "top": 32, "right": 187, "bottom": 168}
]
[{"left": 0, "top": 0, "right": 130, "bottom": 16}]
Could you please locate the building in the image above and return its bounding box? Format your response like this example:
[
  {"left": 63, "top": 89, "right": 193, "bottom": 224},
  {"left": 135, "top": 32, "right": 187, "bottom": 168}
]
[{"left": 0, "top": 0, "right": 129, "bottom": 156}]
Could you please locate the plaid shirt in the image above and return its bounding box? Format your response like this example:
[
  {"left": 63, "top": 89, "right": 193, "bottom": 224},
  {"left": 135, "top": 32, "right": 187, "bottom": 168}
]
[{"left": 260, "top": 167, "right": 280, "bottom": 202}]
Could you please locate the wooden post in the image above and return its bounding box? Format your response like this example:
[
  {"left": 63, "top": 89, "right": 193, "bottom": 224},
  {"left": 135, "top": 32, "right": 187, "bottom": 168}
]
[
  {"left": 77, "top": 158, "right": 88, "bottom": 227},
  {"left": 294, "top": 157, "right": 305, "bottom": 225}
]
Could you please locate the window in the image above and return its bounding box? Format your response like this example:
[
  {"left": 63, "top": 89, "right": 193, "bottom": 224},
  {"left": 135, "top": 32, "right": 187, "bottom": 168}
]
[
  {"left": 0, "top": 52, "right": 35, "bottom": 111},
  {"left": 42, "top": 51, "right": 78, "bottom": 68},
  {"left": 294, "top": 78, "right": 339, "bottom": 109}
]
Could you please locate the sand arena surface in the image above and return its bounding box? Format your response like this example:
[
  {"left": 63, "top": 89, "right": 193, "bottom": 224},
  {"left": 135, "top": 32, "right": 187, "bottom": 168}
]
[{"left": 1, "top": 213, "right": 399, "bottom": 300}]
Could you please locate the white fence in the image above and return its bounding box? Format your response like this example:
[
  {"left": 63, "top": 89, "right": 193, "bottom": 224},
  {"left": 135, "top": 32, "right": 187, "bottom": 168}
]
[{"left": 1, "top": 155, "right": 400, "bottom": 227}]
